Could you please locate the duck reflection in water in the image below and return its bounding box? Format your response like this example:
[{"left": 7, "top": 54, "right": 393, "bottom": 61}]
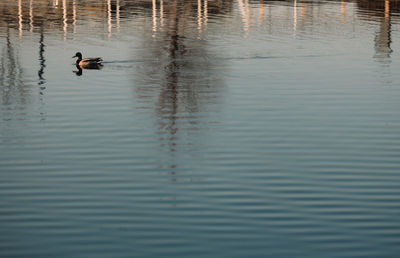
[
  {"left": 72, "top": 64, "right": 103, "bottom": 76},
  {"left": 73, "top": 65, "right": 83, "bottom": 76}
]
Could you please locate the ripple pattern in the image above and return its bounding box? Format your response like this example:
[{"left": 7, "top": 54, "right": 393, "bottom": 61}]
[{"left": 1, "top": 0, "right": 400, "bottom": 258}]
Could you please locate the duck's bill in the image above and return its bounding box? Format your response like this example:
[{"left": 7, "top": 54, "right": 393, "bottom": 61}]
[{"left": 72, "top": 55, "right": 76, "bottom": 58}]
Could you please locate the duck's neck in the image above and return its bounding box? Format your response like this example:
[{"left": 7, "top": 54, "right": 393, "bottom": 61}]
[{"left": 75, "top": 58, "right": 82, "bottom": 65}]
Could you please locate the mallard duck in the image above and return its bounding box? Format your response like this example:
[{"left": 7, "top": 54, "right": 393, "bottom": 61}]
[{"left": 72, "top": 52, "right": 103, "bottom": 69}]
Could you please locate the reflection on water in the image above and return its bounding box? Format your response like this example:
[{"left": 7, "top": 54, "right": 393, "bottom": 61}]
[
  {"left": 1, "top": 1, "right": 400, "bottom": 258},
  {"left": 131, "top": 0, "right": 228, "bottom": 175},
  {"left": 1, "top": 28, "right": 25, "bottom": 108},
  {"left": 38, "top": 30, "right": 46, "bottom": 91},
  {"left": 373, "top": 0, "right": 393, "bottom": 63},
  {"left": 73, "top": 65, "right": 83, "bottom": 76}
]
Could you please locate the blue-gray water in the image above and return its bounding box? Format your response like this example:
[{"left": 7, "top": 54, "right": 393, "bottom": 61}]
[{"left": 1, "top": 0, "right": 400, "bottom": 257}]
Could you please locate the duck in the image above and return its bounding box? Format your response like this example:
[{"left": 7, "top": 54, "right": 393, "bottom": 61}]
[{"left": 72, "top": 52, "right": 103, "bottom": 69}]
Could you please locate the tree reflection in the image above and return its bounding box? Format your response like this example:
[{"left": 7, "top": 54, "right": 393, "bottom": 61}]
[
  {"left": 131, "top": 0, "right": 229, "bottom": 181},
  {"left": 0, "top": 28, "right": 25, "bottom": 108}
]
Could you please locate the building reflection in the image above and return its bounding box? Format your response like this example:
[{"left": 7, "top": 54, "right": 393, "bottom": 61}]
[
  {"left": 374, "top": 0, "right": 392, "bottom": 63},
  {"left": 293, "top": 0, "right": 297, "bottom": 35},
  {"left": 354, "top": 0, "right": 400, "bottom": 64},
  {"left": 18, "top": 0, "right": 23, "bottom": 37},
  {"left": 237, "top": 0, "right": 251, "bottom": 32},
  {"left": 0, "top": 0, "right": 120, "bottom": 39},
  {"left": 361, "top": 0, "right": 393, "bottom": 64},
  {"left": 252, "top": 0, "right": 398, "bottom": 63},
  {"left": 341, "top": 0, "right": 346, "bottom": 23},
  {"left": 1, "top": 0, "right": 399, "bottom": 36}
]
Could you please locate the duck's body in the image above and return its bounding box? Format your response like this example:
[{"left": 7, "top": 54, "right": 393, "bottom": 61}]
[{"left": 73, "top": 52, "right": 103, "bottom": 69}]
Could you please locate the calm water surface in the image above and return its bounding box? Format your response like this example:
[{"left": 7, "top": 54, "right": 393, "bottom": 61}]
[{"left": 1, "top": 0, "right": 400, "bottom": 257}]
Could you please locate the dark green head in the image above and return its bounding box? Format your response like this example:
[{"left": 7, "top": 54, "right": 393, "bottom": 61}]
[{"left": 72, "top": 52, "right": 82, "bottom": 59}]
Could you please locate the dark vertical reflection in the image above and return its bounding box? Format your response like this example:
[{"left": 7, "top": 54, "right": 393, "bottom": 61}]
[
  {"left": 38, "top": 29, "right": 46, "bottom": 93},
  {"left": 0, "top": 27, "right": 25, "bottom": 109},
  {"left": 356, "top": 0, "right": 400, "bottom": 65},
  {"left": 158, "top": 0, "right": 181, "bottom": 154},
  {"left": 131, "top": 0, "right": 230, "bottom": 179},
  {"left": 374, "top": 0, "right": 392, "bottom": 64},
  {"left": 38, "top": 28, "right": 47, "bottom": 119}
]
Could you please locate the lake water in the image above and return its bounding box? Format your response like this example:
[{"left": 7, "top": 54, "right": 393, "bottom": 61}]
[{"left": 1, "top": 0, "right": 400, "bottom": 257}]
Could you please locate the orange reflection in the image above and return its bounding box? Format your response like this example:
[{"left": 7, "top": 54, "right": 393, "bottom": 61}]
[
  {"left": 301, "top": 0, "right": 305, "bottom": 23},
  {"left": 385, "top": 0, "right": 390, "bottom": 19},
  {"left": 73, "top": 0, "right": 77, "bottom": 34},
  {"left": 117, "top": 0, "right": 120, "bottom": 32},
  {"left": 29, "top": 0, "right": 33, "bottom": 32},
  {"left": 198, "top": 0, "right": 202, "bottom": 32},
  {"left": 18, "top": 0, "right": 22, "bottom": 37},
  {"left": 341, "top": 0, "right": 346, "bottom": 23},
  {"left": 293, "top": 0, "right": 297, "bottom": 35},
  {"left": 160, "top": 0, "right": 164, "bottom": 28},
  {"left": 152, "top": 0, "right": 157, "bottom": 33},
  {"left": 237, "top": 0, "right": 250, "bottom": 32},
  {"left": 63, "top": 0, "right": 67, "bottom": 40},
  {"left": 107, "top": 0, "right": 112, "bottom": 38},
  {"left": 204, "top": 0, "right": 208, "bottom": 29}
]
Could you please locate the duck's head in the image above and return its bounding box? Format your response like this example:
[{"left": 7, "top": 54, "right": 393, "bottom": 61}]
[{"left": 72, "top": 52, "right": 82, "bottom": 59}]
